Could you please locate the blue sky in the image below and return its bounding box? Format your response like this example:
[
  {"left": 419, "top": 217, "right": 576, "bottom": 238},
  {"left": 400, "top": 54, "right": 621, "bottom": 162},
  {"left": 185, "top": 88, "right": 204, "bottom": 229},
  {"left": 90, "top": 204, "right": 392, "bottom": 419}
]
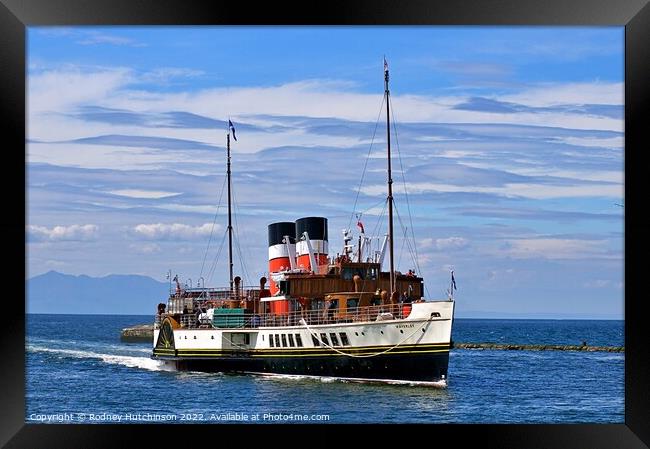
[{"left": 26, "top": 26, "right": 624, "bottom": 318}]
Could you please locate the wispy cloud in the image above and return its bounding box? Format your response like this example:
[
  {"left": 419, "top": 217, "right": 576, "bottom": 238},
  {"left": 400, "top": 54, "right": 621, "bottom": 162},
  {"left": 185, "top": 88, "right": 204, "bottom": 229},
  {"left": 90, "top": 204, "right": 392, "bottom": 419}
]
[
  {"left": 132, "top": 223, "right": 219, "bottom": 240},
  {"left": 129, "top": 243, "right": 162, "bottom": 254},
  {"left": 36, "top": 28, "right": 146, "bottom": 47},
  {"left": 28, "top": 67, "right": 624, "bottom": 142},
  {"left": 107, "top": 189, "right": 181, "bottom": 199},
  {"left": 451, "top": 206, "right": 621, "bottom": 223},
  {"left": 501, "top": 82, "right": 624, "bottom": 108},
  {"left": 454, "top": 97, "right": 622, "bottom": 119},
  {"left": 76, "top": 33, "right": 146, "bottom": 47},
  {"left": 421, "top": 237, "right": 470, "bottom": 251},
  {"left": 27, "top": 224, "right": 99, "bottom": 241},
  {"left": 361, "top": 181, "right": 622, "bottom": 200},
  {"left": 28, "top": 66, "right": 133, "bottom": 114},
  {"left": 65, "top": 134, "right": 220, "bottom": 151},
  {"left": 139, "top": 67, "right": 205, "bottom": 83},
  {"left": 433, "top": 60, "right": 517, "bottom": 88},
  {"left": 501, "top": 237, "right": 612, "bottom": 260},
  {"left": 584, "top": 279, "right": 613, "bottom": 288}
]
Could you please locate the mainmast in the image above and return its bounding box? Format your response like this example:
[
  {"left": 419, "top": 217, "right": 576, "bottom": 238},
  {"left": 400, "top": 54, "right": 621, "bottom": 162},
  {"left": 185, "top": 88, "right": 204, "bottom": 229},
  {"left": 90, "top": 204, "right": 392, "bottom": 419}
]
[
  {"left": 384, "top": 57, "right": 395, "bottom": 296},
  {"left": 227, "top": 130, "right": 234, "bottom": 293}
]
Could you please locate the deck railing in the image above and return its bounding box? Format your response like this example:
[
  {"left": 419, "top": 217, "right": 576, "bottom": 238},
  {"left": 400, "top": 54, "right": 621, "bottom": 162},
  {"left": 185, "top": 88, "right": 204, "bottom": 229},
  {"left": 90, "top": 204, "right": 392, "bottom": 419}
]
[{"left": 157, "top": 303, "right": 414, "bottom": 330}]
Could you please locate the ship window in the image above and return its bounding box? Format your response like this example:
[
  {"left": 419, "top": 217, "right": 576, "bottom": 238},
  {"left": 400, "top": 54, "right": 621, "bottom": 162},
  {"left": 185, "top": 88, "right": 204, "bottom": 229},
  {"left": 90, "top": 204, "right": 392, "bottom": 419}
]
[
  {"left": 295, "top": 334, "right": 303, "bottom": 347},
  {"left": 279, "top": 281, "right": 290, "bottom": 295},
  {"left": 339, "top": 333, "right": 350, "bottom": 346},
  {"left": 269, "top": 334, "right": 274, "bottom": 347},
  {"left": 366, "top": 267, "right": 378, "bottom": 280},
  {"left": 329, "top": 333, "right": 339, "bottom": 346},
  {"left": 342, "top": 267, "right": 365, "bottom": 280},
  {"left": 275, "top": 334, "right": 281, "bottom": 347},
  {"left": 320, "top": 333, "right": 330, "bottom": 346},
  {"left": 312, "top": 335, "right": 320, "bottom": 346},
  {"left": 281, "top": 334, "right": 288, "bottom": 347},
  {"left": 347, "top": 298, "right": 359, "bottom": 309},
  {"left": 288, "top": 334, "right": 296, "bottom": 347}
]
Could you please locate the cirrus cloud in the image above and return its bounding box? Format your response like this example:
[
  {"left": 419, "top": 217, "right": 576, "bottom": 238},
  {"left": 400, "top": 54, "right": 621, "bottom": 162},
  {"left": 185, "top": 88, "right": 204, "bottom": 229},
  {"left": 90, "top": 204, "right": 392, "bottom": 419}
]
[
  {"left": 132, "top": 223, "right": 219, "bottom": 240},
  {"left": 421, "top": 236, "right": 470, "bottom": 251}
]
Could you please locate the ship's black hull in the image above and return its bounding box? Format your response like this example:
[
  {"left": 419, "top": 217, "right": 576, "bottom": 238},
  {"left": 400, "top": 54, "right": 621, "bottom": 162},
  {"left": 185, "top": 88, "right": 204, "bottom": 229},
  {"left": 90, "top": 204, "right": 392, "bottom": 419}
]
[{"left": 155, "top": 350, "right": 450, "bottom": 383}]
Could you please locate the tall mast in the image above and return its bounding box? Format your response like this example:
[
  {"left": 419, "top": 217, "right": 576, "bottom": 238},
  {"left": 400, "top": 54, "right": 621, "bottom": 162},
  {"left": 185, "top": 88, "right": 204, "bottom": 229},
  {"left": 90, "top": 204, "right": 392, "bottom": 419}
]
[
  {"left": 385, "top": 58, "right": 395, "bottom": 296},
  {"left": 227, "top": 131, "right": 234, "bottom": 293}
]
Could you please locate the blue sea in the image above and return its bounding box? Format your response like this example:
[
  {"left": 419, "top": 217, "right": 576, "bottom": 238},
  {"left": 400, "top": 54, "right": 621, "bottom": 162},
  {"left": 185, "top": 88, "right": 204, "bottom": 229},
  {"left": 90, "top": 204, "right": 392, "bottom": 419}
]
[{"left": 26, "top": 314, "right": 624, "bottom": 424}]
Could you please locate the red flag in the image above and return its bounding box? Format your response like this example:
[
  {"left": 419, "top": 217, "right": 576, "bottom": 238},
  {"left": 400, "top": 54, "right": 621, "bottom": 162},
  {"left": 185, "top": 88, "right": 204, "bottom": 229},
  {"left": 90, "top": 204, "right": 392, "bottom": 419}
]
[{"left": 357, "top": 220, "right": 365, "bottom": 234}]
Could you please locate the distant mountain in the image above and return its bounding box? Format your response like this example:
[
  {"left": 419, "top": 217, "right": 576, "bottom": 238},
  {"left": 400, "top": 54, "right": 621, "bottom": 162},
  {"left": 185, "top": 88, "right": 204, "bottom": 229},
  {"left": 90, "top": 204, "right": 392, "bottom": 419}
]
[{"left": 27, "top": 271, "right": 168, "bottom": 315}]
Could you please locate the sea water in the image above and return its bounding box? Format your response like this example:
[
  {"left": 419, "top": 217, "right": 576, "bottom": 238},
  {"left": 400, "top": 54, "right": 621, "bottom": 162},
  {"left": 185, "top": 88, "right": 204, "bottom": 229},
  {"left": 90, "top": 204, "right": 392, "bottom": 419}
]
[{"left": 25, "top": 315, "right": 624, "bottom": 424}]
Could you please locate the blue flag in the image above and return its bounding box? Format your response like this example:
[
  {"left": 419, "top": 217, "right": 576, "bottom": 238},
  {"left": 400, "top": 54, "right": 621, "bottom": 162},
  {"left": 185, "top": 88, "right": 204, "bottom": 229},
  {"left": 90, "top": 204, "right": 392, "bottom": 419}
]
[
  {"left": 228, "top": 119, "right": 237, "bottom": 141},
  {"left": 451, "top": 271, "right": 457, "bottom": 290}
]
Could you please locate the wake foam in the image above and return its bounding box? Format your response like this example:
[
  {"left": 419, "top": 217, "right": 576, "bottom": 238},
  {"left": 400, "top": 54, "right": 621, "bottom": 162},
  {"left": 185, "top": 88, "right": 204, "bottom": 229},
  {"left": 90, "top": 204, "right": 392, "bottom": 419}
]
[
  {"left": 249, "top": 371, "right": 448, "bottom": 388},
  {"left": 27, "top": 345, "right": 175, "bottom": 372}
]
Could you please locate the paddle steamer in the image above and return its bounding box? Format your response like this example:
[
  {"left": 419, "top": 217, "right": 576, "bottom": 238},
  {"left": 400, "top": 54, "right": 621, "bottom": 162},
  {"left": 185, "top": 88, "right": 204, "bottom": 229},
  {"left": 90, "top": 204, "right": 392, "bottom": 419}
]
[{"left": 152, "top": 60, "right": 456, "bottom": 385}]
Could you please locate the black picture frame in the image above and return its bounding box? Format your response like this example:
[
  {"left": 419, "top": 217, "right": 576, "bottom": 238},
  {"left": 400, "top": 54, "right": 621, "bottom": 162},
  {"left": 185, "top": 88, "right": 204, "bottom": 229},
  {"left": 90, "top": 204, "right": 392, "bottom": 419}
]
[{"left": 3, "top": 0, "right": 648, "bottom": 447}]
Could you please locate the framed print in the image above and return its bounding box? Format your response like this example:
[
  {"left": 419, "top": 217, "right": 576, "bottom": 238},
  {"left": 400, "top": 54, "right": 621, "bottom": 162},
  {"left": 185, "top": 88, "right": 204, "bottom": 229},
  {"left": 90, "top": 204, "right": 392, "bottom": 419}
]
[{"left": 3, "top": 0, "right": 648, "bottom": 447}]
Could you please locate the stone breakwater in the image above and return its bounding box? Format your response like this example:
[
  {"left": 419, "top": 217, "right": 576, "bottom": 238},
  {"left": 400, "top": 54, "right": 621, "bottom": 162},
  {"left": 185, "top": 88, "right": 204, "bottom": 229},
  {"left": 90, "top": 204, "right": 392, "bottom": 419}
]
[
  {"left": 120, "top": 324, "right": 154, "bottom": 342},
  {"left": 451, "top": 342, "right": 624, "bottom": 352},
  {"left": 120, "top": 324, "right": 624, "bottom": 352}
]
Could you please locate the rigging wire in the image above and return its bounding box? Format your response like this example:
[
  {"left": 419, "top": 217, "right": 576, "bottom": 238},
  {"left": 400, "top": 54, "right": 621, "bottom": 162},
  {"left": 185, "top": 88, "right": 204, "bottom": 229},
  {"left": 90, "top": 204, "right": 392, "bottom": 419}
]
[
  {"left": 354, "top": 198, "right": 389, "bottom": 294},
  {"left": 389, "top": 94, "right": 422, "bottom": 279},
  {"left": 369, "top": 198, "right": 388, "bottom": 239},
  {"left": 394, "top": 202, "right": 431, "bottom": 299},
  {"left": 394, "top": 203, "right": 421, "bottom": 277},
  {"left": 230, "top": 178, "right": 253, "bottom": 286},
  {"left": 353, "top": 197, "right": 388, "bottom": 259},
  {"left": 199, "top": 174, "right": 228, "bottom": 281},
  {"left": 347, "top": 95, "right": 386, "bottom": 231},
  {"left": 396, "top": 224, "right": 409, "bottom": 270},
  {"left": 206, "top": 229, "right": 228, "bottom": 287}
]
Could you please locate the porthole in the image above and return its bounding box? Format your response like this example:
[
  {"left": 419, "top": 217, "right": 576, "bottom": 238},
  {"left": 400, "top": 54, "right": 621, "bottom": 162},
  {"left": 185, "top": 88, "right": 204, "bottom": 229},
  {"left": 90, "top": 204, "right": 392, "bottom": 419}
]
[{"left": 400, "top": 330, "right": 404, "bottom": 334}]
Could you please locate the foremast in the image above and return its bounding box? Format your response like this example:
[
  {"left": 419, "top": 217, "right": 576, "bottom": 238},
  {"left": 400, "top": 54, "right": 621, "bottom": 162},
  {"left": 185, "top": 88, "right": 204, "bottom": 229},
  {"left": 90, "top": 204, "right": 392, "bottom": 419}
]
[
  {"left": 384, "top": 58, "right": 395, "bottom": 298},
  {"left": 227, "top": 126, "right": 234, "bottom": 293}
]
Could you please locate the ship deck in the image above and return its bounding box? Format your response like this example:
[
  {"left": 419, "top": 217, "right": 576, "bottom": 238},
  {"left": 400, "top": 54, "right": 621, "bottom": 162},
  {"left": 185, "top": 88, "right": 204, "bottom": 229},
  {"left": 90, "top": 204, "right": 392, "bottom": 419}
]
[{"left": 156, "top": 303, "right": 432, "bottom": 330}]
